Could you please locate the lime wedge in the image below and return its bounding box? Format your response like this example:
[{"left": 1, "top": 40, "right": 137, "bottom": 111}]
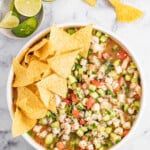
[
  {"left": 11, "top": 17, "right": 38, "bottom": 37},
  {"left": 0, "top": 11, "right": 19, "bottom": 28},
  {"left": 14, "top": 0, "right": 42, "bottom": 17}
]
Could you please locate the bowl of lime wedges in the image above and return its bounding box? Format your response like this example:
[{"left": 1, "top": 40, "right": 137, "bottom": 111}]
[{"left": 0, "top": 0, "right": 44, "bottom": 39}]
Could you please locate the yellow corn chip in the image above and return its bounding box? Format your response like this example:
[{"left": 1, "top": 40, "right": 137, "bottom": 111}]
[
  {"left": 50, "top": 25, "right": 83, "bottom": 54},
  {"left": 48, "top": 50, "right": 80, "bottom": 78},
  {"left": 84, "top": 0, "right": 96, "bottom": 6},
  {"left": 73, "top": 25, "right": 93, "bottom": 58},
  {"left": 37, "top": 74, "right": 67, "bottom": 98},
  {"left": 109, "top": 0, "right": 143, "bottom": 22},
  {"left": 16, "top": 87, "right": 47, "bottom": 119},
  {"left": 34, "top": 41, "right": 51, "bottom": 60},
  {"left": 27, "top": 60, "right": 50, "bottom": 81},
  {"left": 24, "top": 38, "right": 48, "bottom": 64},
  {"left": 12, "top": 108, "right": 36, "bottom": 137},
  {"left": 13, "top": 58, "right": 33, "bottom": 87},
  {"left": 37, "top": 86, "right": 57, "bottom": 113}
]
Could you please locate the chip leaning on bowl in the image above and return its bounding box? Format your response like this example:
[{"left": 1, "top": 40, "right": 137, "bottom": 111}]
[{"left": 11, "top": 24, "right": 142, "bottom": 150}]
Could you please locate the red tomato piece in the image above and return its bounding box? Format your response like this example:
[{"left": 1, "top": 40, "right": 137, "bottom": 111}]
[
  {"left": 80, "top": 119, "right": 86, "bottom": 125},
  {"left": 91, "top": 80, "right": 100, "bottom": 88},
  {"left": 116, "top": 50, "right": 128, "bottom": 60},
  {"left": 64, "top": 99, "right": 71, "bottom": 104},
  {"left": 56, "top": 141, "right": 65, "bottom": 150},
  {"left": 71, "top": 93, "right": 79, "bottom": 103},
  {"left": 72, "top": 109, "right": 81, "bottom": 118},
  {"left": 86, "top": 97, "right": 95, "bottom": 109},
  {"left": 82, "top": 136, "right": 88, "bottom": 141},
  {"left": 123, "top": 130, "right": 129, "bottom": 136},
  {"left": 102, "top": 52, "right": 109, "bottom": 60}
]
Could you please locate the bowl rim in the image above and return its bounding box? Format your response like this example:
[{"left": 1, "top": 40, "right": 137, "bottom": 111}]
[{"left": 7, "top": 22, "right": 145, "bottom": 150}]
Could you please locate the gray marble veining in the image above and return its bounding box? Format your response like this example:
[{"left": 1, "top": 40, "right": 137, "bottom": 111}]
[{"left": 0, "top": 0, "right": 150, "bottom": 149}]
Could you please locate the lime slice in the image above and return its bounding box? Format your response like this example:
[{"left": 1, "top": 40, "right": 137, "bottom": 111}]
[
  {"left": 0, "top": 11, "right": 19, "bottom": 28},
  {"left": 14, "top": 0, "right": 42, "bottom": 17},
  {"left": 11, "top": 17, "right": 38, "bottom": 37}
]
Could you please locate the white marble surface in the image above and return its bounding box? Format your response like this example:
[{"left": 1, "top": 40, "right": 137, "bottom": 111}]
[{"left": 0, "top": 0, "right": 150, "bottom": 149}]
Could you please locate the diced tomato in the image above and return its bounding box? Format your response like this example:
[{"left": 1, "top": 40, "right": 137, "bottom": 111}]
[
  {"left": 123, "top": 130, "right": 129, "bottom": 136},
  {"left": 102, "top": 52, "right": 109, "bottom": 60},
  {"left": 80, "top": 119, "right": 86, "bottom": 125},
  {"left": 116, "top": 50, "right": 128, "bottom": 60},
  {"left": 82, "top": 136, "right": 88, "bottom": 141},
  {"left": 71, "top": 93, "right": 79, "bottom": 103},
  {"left": 64, "top": 99, "right": 71, "bottom": 104},
  {"left": 78, "top": 83, "right": 82, "bottom": 88},
  {"left": 86, "top": 97, "right": 95, "bottom": 109},
  {"left": 72, "top": 109, "right": 81, "bottom": 118},
  {"left": 56, "top": 141, "right": 65, "bottom": 150},
  {"left": 118, "top": 76, "right": 125, "bottom": 87},
  {"left": 35, "top": 137, "right": 44, "bottom": 145},
  {"left": 91, "top": 80, "right": 100, "bottom": 88}
]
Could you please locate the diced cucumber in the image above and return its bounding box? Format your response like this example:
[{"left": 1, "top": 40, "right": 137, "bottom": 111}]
[
  {"left": 112, "top": 45, "right": 119, "bottom": 52},
  {"left": 78, "top": 68, "right": 83, "bottom": 74},
  {"left": 76, "top": 103, "right": 85, "bottom": 111},
  {"left": 71, "top": 82, "right": 78, "bottom": 90},
  {"left": 100, "top": 35, "right": 108, "bottom": 43},
  {"left": 97, "top": 88, "right": 105, "bottom": 97},
  {"left": 108, "top": 70, "right": 118, "bottom": 79},
  {"left": 81, "top": 126, "right": 88, "bottom": 132},
  {"left": 76, "top": 88, "right": 85, "bottom": 99},
  {"left": 46, "top": 111, "right": 56, "bottom": 119},
  {"left": 122, "top": 103, "right": 129, "bottom": 112},
  {"left": 113, "top": 59, "right": 121, "bottom": 66},
  {"left": 94, "top": 142, "right": 101, "bottom": 149},
  {"left": 45, "top": 134, "right": 53, "bottom": 145},
  {"left": 131, "top": 77, "right": 138, "bottom": 83},
  {"left": 103, "top": 114, "right": 111, "bottom": 121},
  {"left": 67, "top": 28, "right": 76, "bottom": 35},
  {"left": 90, "top": 92, "right": 99, "bottom": 99},
  {"left": 68, "top": 75, "right": 77, "bottom": 84},
  {"left": 89, "top": 84, "right": 96, "bottom": 91},
  {"left": 106, "top": 89, "right": 112, "bottom": 95},
  {"left": 97, "top": 125, "right": 105, "bottom": 132},
  {"left": 96, "top": 31, "right": 102, "bottom": 37},
  {"left": 28, "top": 130, "right": 32, "bottom": 136},
  {"left": 39, "top": 118, "right": 47, "bottom": 125},
  {"left": 105, "top": 127, "right": 112, "bottom": 134},
  {"left": 51, "top": 121, "right": 60, "bottom": 128},
  {"left": 130, "top": 62, "right": 137, "bottom": 69},
  {"left": 77, "top": 129, "right": 84, "bottom": 137},
  {"left": 110, "top": 133, "right": 121, "bottom": 144},
  {"left": 125, "top": 74, "right": 132, "bottom": 81},
  {"left": 88, "top": 123, "right": 97, "bottom": 130}
]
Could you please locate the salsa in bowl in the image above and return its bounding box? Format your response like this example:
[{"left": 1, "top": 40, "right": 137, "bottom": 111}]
[{"left": 7, "top": 24, "right": 143, "bottom": 150}]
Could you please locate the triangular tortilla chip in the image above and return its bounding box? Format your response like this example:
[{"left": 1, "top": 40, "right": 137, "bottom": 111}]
[
  {"left": 84, "top": 0, "right": 96, "bottom": 6},
  {"left": 24, "top": 38, "right": 48, "bottom": 64},
  {"left": 27, "top": 60, "right": 50, "bottom": 81},
  {"left": 37, "top": 86, "right": 57, "bottom": 113},
  {"left": 16, "top": 87, "right": 47, "bottom": 119},
  {"left": 50, "top": 25, "right": 83, "bottom": 54},
  {"left": 13, "top": 58, "right": 33, "bottom": 87},
  {"left": 12, "top": 108, "right": 36, "bottom": 137},
  {"left": 109, "top": 0, "right": 143, "bottom": 22},
  {"left": 48, "top": 50, "right": 80, "bottom": 78},
  {"left": 72, "top": 25, "right": 93, "bottom": 58},
  {"left": 37, "top": 74, "right": 67, "bottom": 98},
  {"left": 34, "top": 41, "right": 51, "bottom": 60}
]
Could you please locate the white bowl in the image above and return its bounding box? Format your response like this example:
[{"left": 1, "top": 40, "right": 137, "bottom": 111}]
[
  {"left": 0, "top": 0, "right": 44, "bottom": 39},
  {"left": 7, "top": 23, "right": 145, "bottom": 150}
]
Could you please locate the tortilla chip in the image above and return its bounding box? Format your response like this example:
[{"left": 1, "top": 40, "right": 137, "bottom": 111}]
[
  {"left": 50, "top": 25, "right": 83, "bottom": 54},
  {"left": 13, "top": 58, "right": 33, "bottom": 87},
  {"left": 48, "top": 50, "right": 80, "bottom": 78},
  {"left": 17, "top": 48, "right": 30, "bottom": 63},
  {"left": 27, "top": 60, "right": 50, "bottom": 81},
  {"left": 34, "top": 41, "right": 51, "bottom": 60},
  {"left": 16, "top": 87, "right": 47, "bottom": 119},
  {"left": 73, "top": 25, "right": 93, "bottom": 58},
  {"left": 24, "top": 38, "right": 48, "bottom": 64},
  {"left": 12, "top": 108, "right": 36, "bottom": 137},
  {"left": 109, "top": 0, "right": 143, "bottom": 22},
  {"left": 84, "top": 0, "right": 96, "bottom": 6},
  {"left": 37, "top": 86, "right": 57, "bottom": 113},
  {"left": 37, "top": 74, "right": 67, "bottom": 98}
]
